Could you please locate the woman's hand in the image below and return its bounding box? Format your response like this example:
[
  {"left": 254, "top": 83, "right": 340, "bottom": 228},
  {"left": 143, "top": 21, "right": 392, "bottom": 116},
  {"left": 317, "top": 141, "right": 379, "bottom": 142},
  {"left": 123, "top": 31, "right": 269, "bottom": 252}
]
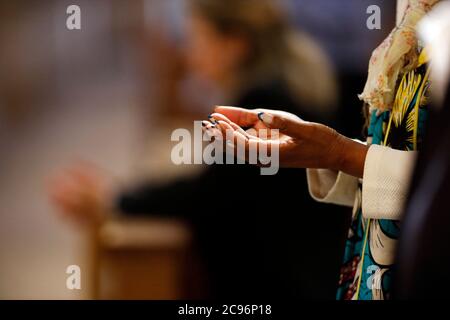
[
  {"left": 48, "top": 162, "right": 115, "bottom": 227},
  {"left": 207, "top": 106, "right": 369, "bottom": 178}
]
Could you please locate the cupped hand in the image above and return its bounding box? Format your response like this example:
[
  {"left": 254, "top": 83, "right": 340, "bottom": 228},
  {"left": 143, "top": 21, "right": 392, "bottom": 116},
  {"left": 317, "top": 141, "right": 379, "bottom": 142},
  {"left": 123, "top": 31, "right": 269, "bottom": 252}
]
[{"left": 205, "top": 107, "right": 368, "bottom": 178}]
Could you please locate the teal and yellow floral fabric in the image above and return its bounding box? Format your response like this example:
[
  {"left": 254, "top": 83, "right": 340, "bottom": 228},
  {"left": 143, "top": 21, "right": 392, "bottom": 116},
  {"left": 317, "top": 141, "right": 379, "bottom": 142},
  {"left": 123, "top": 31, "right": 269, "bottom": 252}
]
[{"left": 337, "top": 57, "right": 430, "bottom": 300}]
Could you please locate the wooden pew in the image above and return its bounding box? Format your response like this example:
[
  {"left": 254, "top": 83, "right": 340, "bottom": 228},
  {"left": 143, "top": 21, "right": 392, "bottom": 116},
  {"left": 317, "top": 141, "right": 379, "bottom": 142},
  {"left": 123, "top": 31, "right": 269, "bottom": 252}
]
[{"left": 86, "top": 217, "right": 196, "bottom": 299}]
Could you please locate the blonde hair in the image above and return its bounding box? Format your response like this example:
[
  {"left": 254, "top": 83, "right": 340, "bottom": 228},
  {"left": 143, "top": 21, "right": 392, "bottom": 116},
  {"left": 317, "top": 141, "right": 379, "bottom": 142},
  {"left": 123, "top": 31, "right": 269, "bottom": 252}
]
[{"left": 190, "top": 0, "right": 338, "bottom": 114}]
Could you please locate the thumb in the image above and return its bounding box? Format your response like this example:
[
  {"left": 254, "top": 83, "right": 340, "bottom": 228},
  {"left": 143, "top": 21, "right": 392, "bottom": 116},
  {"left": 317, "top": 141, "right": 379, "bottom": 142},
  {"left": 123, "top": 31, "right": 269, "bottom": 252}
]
[{"left": 257, "top": 112, "right": 306, "bottom": 138}]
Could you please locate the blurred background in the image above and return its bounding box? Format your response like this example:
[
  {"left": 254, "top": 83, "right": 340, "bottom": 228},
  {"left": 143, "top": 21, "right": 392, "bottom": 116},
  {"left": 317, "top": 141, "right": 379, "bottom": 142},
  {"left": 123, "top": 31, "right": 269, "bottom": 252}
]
[{"left": 0, "top": 0, "right": 395, "bottom": 299}]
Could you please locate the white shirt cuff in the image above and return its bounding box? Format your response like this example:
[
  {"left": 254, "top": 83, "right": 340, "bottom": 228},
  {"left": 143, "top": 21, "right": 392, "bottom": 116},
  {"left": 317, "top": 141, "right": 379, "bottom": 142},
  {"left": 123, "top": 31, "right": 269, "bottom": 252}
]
[
  {"left": 362, "top": 144, "right": 417, "bottom": 220},
  {"left": 307, "top": 168, "right": 358, "bottom": 207}
]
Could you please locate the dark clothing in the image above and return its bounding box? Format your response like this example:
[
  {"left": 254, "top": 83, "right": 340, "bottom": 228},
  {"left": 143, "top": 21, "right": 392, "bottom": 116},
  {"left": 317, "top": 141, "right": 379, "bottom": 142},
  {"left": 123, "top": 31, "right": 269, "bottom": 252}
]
[
  {"left": 118, "top": 79, "right": 350, "bottom": 299},
  {"left": 394, "top": 83, "right": 450, "bottom": 299}
]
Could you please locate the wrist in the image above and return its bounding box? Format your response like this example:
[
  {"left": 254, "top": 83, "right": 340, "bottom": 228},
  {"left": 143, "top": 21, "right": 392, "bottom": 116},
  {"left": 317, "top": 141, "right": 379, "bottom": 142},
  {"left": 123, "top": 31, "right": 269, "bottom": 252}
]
[{"left": 332, "top": 136, "right": 369, "bottom": 178}]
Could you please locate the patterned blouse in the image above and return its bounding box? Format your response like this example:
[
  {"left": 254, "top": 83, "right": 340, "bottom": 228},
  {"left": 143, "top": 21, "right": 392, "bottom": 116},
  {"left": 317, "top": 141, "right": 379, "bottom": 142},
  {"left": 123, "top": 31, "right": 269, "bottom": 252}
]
[{"left": 337, "top": 49, "right": 430, "bottom": 300}]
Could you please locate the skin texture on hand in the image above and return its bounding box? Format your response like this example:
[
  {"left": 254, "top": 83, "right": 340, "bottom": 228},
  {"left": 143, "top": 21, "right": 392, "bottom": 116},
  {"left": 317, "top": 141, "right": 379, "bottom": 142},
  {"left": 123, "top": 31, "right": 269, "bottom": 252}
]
[
  {"left": 206, "top": 106, "right": 368, "bottom": 178},
  {"left": 334, "top": 134, "right": 369, "bottom": 179}
]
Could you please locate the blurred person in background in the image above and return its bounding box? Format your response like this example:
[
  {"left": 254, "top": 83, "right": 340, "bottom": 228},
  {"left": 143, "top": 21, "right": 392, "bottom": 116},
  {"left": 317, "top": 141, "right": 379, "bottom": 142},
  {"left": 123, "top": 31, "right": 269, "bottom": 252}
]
[
  {"left": 285, "top": 0, "right": 396, "bottom": 139},
  {"left": 204, "top": 0, "right": 440, "bottom": 300},
  {"left": 50, "top": 0, "right": 347, "bottom": 299}
]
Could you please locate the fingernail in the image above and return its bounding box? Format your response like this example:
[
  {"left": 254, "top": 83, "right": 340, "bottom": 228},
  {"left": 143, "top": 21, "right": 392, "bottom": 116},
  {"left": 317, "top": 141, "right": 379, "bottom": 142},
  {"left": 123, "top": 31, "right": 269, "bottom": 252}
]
[
  {"left": 258, "top": 112, "right": 273, "bottom": 125},
  {"left": 203, "top": 121, "right": 214, "bottom": 129}
]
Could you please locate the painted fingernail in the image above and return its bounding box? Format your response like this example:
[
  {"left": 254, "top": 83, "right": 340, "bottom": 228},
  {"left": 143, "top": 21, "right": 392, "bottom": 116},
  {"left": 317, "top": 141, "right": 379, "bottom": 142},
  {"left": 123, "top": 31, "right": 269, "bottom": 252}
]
[
  {"left": 203, "top": 121, "right": 214, "bottom": 129},
  {"left": 258, "top": 112, "right": 273, "bottom": 125},
  {"left": 257, "top": 112, "right": 264, "bottom": 121}
]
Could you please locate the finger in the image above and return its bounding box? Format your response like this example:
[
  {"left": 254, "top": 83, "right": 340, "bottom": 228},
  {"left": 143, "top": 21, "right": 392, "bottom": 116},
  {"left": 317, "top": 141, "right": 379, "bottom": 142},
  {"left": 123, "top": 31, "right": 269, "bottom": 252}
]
[
  {"left": 212, "top": 120, "right": 278, "bottom": 165},
  {"left": 208, "top": 113, "right": 233, "bottom": 125},
  {"left": 209, "top": 113, "right": 252, "bottom": 138},
  {"left": 201, "top": 120, "right": 214, "bottom": 129},
  {"left": 202, "top": 120, "right": 222, "bottom": 140},
  {"left": 214, "top": 106, "right": 260, "bottom": 127},
  {"left": 215, "top": 120, "right": 235, "bottom": 141},
  {"left": 257, "top": 112, "right": 309, "bottom": 139}
]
